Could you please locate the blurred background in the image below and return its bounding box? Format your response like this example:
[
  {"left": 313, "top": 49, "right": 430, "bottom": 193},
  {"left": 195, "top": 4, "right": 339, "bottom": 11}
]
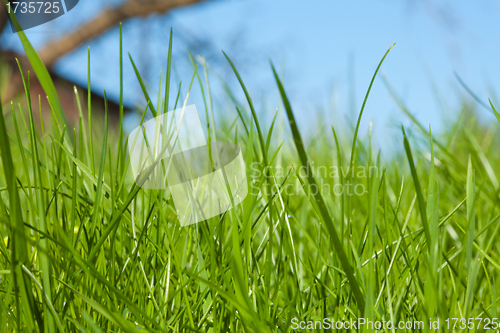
[{"left": 0, "top": 0, "right": 499, "bottom": 150}]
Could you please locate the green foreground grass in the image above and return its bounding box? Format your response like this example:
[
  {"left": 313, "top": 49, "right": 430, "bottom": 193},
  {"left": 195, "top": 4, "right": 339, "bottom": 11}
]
[{"left": 1, "top": 29, "right": 500, "bottom": 333}]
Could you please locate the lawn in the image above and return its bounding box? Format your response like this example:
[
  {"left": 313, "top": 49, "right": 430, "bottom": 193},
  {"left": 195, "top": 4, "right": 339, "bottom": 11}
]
[{"left": 1, "top": 29, "right": 500, "bottom": 332}]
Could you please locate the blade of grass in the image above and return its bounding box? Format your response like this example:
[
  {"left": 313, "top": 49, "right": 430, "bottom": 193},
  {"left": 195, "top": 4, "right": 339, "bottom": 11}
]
[
  {"left": 402, "top": 126, "right": 432, "bottom": 251},
  {"left": 7, "top": 8, "right": 69, "bottom": 140},
  {"left": 90, "top": 91, "right": 109, "bottom": 244},
  {"left": 271, "top": 63, "right": 365, "bottom": 313},
  {"left": 17, "top": 63, "right": 55, "bottom": 333},
  {"left": 466, "top": 155, "right": 476, "bottom": 271},
  {"left": 425, "top": 126, "right": 439, "bottom": 317},
  {"left": 88, "top": 47, "right": 95, "bottom": 174},
  {"left": 129, "top": 53, "right": 157, "bottom": 117},
  {"left": 164, "top": 28, "right": 173, "bottom": 114},
  {"left": 0, "top": 92, "right": 42, "bottom": 331}
]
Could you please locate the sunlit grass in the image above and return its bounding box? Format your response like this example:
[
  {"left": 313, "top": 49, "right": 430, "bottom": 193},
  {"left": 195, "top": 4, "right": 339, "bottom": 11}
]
[{"left": 1, "top": 28, "right": 500, "bottom": 333}]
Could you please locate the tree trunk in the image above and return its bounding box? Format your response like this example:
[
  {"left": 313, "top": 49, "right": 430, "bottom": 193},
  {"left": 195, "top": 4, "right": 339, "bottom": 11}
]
[{"left": 0, "top": 2, "right": 9, "bottom": 36}]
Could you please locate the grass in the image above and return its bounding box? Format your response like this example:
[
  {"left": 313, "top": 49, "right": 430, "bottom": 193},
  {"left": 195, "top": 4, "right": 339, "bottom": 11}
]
[{"left": 1, "top": 29, "right": 500, "bottom": 332}]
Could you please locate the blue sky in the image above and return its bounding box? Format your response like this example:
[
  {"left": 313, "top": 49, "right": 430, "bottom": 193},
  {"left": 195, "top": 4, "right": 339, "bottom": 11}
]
[{"left": 2, "top": 0, "right": 500, "bottom": 146}]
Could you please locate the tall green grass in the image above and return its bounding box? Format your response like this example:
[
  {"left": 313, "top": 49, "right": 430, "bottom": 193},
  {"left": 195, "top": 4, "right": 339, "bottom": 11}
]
[{"left": 0, "top": 30, "right": 500, "bottom": 333}]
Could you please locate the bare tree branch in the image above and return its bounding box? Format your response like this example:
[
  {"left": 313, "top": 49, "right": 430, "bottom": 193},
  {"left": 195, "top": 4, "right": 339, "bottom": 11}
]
[
  {"left": 38, "top": 0, "right": 205, "bottom": 67},
  {"left": 1, "top": 0, "right": 205, "bottom": 103}
]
